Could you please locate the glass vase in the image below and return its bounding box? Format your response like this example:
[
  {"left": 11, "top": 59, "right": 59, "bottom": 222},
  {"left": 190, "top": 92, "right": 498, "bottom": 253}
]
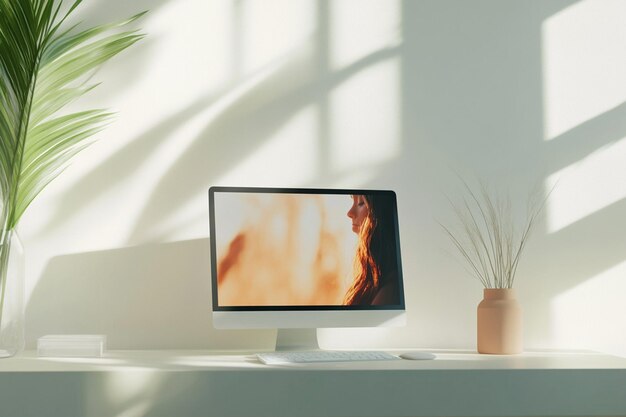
[{"left": 0, "top": 230, "right": 25, "bottom": 358}]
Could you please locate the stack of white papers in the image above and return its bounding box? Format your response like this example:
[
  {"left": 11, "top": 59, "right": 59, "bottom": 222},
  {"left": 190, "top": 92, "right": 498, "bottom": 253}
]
[{"left": 37, "top": 335, "right": 106, "bottom": 358}]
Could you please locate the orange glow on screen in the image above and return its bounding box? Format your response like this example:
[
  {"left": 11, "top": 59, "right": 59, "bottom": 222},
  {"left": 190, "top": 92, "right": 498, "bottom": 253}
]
[{"left": 215, "top": 194, "right": 356, "bottom": 306}]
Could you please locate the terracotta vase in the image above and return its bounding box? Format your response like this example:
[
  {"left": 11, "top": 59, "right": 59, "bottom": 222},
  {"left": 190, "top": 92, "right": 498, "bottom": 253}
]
[{"left": 477, "top": 288, "right": 522, "bottom": 354}]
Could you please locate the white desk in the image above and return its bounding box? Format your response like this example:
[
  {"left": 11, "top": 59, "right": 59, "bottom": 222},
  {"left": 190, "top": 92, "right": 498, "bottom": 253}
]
[{"left": 1, "top": 350, "right": 625, "bottom": 417}]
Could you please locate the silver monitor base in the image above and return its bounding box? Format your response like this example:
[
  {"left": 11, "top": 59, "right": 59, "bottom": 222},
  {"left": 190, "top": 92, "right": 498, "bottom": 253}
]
[{"left": 275, "top": 328, "right": 320, "bottom": 351}]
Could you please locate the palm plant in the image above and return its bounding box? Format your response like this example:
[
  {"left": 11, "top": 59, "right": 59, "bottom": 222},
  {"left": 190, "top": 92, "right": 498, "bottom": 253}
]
[{"left": 0, "top": 0, "right": 144, "bottom": 333}]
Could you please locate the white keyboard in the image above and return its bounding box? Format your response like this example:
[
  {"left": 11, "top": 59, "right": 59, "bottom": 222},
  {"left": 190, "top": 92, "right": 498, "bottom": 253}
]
[{"left": 256, "top": 350, "right": 400, "bottom": 365}]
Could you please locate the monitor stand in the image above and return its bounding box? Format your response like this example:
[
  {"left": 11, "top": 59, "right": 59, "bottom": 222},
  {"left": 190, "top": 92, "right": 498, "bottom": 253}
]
[{"left": 275, "top": 328, "right": 320, "bottom": 351}]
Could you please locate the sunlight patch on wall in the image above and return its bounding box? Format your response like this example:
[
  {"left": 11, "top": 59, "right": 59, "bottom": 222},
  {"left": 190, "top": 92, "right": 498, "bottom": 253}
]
[
  {"left": 120, "top": 0, "right": 225, "bottom": 110},
  {"left": 329, "top": 168, "right": 386, "bottom": 190},
  {"left": 551, "top": 260, "right": 626, "bottom": 356},
  {"left": 542, "top": 0, "right": 626, "bottom": 140},
  {"left": 240, "top": 0, "right": 316, "bottom": 74},
  {"left": 215, "top": 106, "right": 318, "bottom": 186},
  {"left": 329, "top": 0, "right": 401, "bottom": 71},
  {"left": 546, "top": 135, "right": 626, "bottom": 232},
  {"left": 329, "top": 58, "right": 401, "bottom": 173}
]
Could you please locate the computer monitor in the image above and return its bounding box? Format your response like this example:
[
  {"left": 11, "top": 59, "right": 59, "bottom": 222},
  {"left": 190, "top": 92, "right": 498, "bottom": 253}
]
[{"left": 208, "top": 186, "right": 406, "bottom": 351}]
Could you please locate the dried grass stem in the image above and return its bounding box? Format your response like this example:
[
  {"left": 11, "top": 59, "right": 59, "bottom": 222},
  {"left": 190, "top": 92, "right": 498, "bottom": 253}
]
[{"left": 441, "top": 181, "right": 548, "bottom": 289}]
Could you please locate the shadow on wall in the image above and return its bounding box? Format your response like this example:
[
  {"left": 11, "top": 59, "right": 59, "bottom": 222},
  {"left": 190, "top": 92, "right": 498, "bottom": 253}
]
[
  {"left": 26, "top": 238, "right": 274, "bottom": 349},
  {"left": 125, "top": 39, "right": 403, "bottom": 244},
  {"left": 24, "top": 0, "right": 626, "bottom": 352},
  {"left": 73, "top": 0, "right": 168, "bottom": 25},
  {"left": 69, "top": 0, "right": 157, "bottom": 105},
  {"left": 402, "top": 0, "right": 626, "bottom": 351},
  {"left": 528, "top": 101, "right": 626, "bottom": 329},
  {"left": 39, "top": 93, "right": 221, "bottom": 237}
]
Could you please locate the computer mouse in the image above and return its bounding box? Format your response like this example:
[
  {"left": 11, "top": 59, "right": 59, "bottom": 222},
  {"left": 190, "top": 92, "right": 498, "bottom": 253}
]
[{"left": 399, "top": 351, "right": 436, "bottom": 360}]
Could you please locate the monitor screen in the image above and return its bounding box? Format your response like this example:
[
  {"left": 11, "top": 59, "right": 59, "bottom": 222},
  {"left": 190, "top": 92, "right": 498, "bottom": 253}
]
[{"left": 209, "top": 187, "right": 405, "bottom": 312}]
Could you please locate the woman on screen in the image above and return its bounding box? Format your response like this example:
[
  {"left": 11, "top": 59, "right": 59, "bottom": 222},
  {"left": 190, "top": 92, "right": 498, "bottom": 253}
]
[{"left": 343, "top": 194, "right": 400, "bottom": 306}]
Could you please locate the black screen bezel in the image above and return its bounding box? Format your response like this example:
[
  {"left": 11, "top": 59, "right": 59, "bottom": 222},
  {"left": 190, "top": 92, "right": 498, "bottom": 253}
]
[{"left": 208, "top": 186, "right": 406, "bottom": 312}]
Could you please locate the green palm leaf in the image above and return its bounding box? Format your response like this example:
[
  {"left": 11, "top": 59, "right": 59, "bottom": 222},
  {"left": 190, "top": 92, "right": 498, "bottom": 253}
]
[
  {"left": 0, "top": 0, "right": 145, "bottom": 341},
  {"left": 0, "top": 0, "right": 145, "bottom": 231}
]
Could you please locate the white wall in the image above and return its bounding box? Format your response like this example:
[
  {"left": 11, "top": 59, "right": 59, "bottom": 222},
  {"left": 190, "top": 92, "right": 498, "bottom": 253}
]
[{"left": 21, "top": 0, "right": 626, "bottom": 356}]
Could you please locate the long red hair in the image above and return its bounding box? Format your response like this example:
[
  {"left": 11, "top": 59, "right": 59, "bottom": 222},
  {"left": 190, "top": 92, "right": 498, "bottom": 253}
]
[{"left": 343, "top": 195, "right": 397, "bottom": 305}]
